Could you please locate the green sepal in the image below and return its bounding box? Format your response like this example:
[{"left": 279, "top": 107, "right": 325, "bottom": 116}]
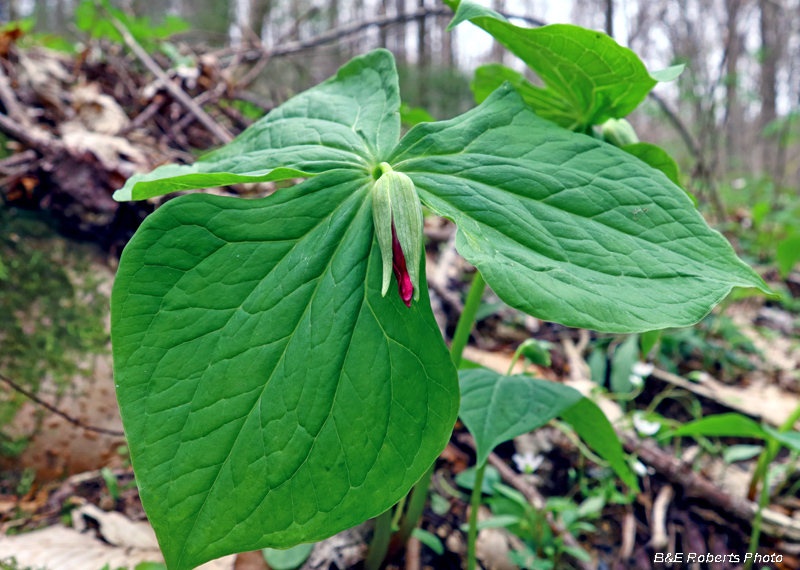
[{"left": 371, "top": 164, "right": 424, "bottom": 301}]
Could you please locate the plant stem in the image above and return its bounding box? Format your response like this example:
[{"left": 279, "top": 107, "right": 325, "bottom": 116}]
[
  {"left": 467, "top": 462, "right": 487, "bottom": 570},
  {"left": 744, "top": 472, "right": 771, "bottom": 570},
  {"left": 397, "top": 463, "right": 434, "bottom": 545},
  {"left": 397, "top": 271, "right": 487, "bottom": 545},
  {"left": 450, "top": 271, "right": 486, "bottom": 368},
  {"left": 365, "top": 508, "right": 394, "bottom": 570},
  {"left": 748, "top": 401, "right": 800, "bottom": 498},
  {"left": 744, "top": 402, "right": 800, "bottom": 568},
  {"left": 390, "top": 494, "right": 408, "bottom": 531}
]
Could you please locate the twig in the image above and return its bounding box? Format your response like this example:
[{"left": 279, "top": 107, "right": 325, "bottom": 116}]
[
  {"left": 0, "top": 149, "right": 37, "bottom": 174},
  {"left": 649, "top": 484, "right": 673, "bottom": 550},
  {"left": 0, "top": 371, "right": 125, "bottom": 437},
  {"left": 619, "top": 509, "right": 635, "bottom": 559},
  {"left": 0, "top": 65, "right": 26, "bottom": 124},
  {"left": 111, "top": 18, "right": 234, "bottom": 144},
  {"left": 119, "top": 94, "right": 166, "bottom": 135},
  {"left": 623, "top": 434, "right": 800, "bottom": 541},
  {"left": 405, "top": 533, "right": 422, "bottom": 570},
  {"left": 648, "top": 92, "right": 700, "bottom": 157},
  {"left": 227, "top": 8, "right": 544, "bottom": 63},
  {"left": 0, "top": 111, "right": 64, "bottom": 155}
]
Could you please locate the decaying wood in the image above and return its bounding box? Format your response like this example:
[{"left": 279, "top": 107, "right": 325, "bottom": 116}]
[{"left": 624, "top": 434, "right": 800, "bottom": 541}]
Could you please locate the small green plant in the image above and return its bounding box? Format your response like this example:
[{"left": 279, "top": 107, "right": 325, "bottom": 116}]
[
  {"left": 109, "top": 3, "right": 767, "bottom": 569},
  {"left": 480, "top": 484, "right": 602, "bottom": 570},
  {"left": 671, "top": 410, "right": 800, "bottom": 568}
]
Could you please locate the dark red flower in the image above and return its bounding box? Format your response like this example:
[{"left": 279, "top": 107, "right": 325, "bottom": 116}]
[{"left": 391, "top": 223, "right": 413, "bottom": 307}]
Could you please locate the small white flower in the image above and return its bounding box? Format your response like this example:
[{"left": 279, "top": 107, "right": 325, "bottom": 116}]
[
  {"left": 632, "top": 460, "right": 649, "bottom": 477},
  {"left": 512, "top": 451, "right": 544, "bottom": 474},
  {"left": 629, "top": 374, "right": 644, "bottom": 388},
  {"left": 632, "top": 361, "right": 654, "bottom": 377},
  {"left": 633, "top": 412, "right": 662, "bottom": 436}
]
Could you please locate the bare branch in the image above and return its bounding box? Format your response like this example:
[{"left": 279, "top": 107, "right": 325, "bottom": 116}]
[
  {"left": 111, "top": 17, "right": 235, "bottom": 144},
  {"left": 0, "top": 372, "right": 125, "bottom": 437}
]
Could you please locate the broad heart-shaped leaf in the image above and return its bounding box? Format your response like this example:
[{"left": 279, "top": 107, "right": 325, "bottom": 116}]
[
  {"left": 391, "top": 84, "right": 769, "bottom": 333},
  {"left": 114, "top": 49, "right": 400, "bottom": 201},
  {"left": 459, "top": 369, "right": 582, "bottom": 466},
  {"left": 111, "top": 170, "right": 459, "bottom": 570},
  {"left": 450, "top": 0, "right": 668, "bottom": 129},
  {"left": 459, "top": 369, "right": 636, "bottom": 489}
]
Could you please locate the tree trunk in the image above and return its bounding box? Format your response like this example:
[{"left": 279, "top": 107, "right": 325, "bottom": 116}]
[
  {"left": 605, "top": 0, "right": 614, "bottom": 38},
  {"left": 440, "top": 0, "right": 453, "bottom": 67},
  {"left": 417, "top": 0, "right": 428, "bottom": 68},
  {"left": 251, "top": 0, "right": 272, "bottom": 42},
  {"left": 395, "top": 0, "right": 406, "bottom": 61},
  {"left": 491, "top": 0, "right": 506, "bottom": 61},
  {"left": 724, "top": 0, "right": 742, "bottom": 171},
  {"left": 379, "top": 0, "right": 389, "bottom": 48},
  {"left": 759, "top": 0, "right": 781, "bottom": 175}
]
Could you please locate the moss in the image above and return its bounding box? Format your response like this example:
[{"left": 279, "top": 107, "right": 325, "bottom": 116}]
[{"left": 0, "top": 209, "right": 109, "bottom": 457}]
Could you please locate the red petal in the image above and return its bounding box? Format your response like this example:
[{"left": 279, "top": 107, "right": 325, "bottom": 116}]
[{"left": 391, "top": 223, "right": 413, "bottom": 307}]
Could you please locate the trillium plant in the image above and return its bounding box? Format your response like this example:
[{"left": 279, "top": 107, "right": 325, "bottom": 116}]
[{"left": 110, "top": 2, "right": 769, "bottom": 569}]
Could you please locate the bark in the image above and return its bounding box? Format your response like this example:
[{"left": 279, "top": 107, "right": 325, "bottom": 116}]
[
  {"left": 251, "top": 0, "right": 272, "bottom": 41},
  {"left": 491, "top": 0, "right": 506, "bottom": 61},
  {"left": 417, "top": 0, "right": 427, "bottom": 68},
  {"left": 724, "top": 0, "right": 742, "bottom": 171},
  {"left": 759, "top": 0, "right": 781, "bottom": 173},
  {"left": 395, "top": 0, "right": 406, "bottom": 60},
  {"left": 605, "top": 0, "right": 614, "bottom": 38},
  {"left": 379, "top": 0, "right": 389, "bottom": 48}
]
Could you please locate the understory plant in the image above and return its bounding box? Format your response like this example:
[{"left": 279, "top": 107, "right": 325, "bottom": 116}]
[{"left": 110, "top": 3, "right": 768, "bottom": 569}]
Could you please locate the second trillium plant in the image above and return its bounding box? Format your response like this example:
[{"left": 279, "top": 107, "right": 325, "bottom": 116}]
[{"left": 111, "top": 28, "right": 767, "bottom": 570}]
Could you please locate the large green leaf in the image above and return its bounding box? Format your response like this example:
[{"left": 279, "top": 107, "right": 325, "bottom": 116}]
[
  {"left": 114, "top": 50, "right": 400, "bottom": 201},
  {"left": 111, "top": 51, "right": 459, "bottom": 570},
  {"left": 471, "top": 64, "right": 576, "bottom": 129},
  {"left": 459, "top": 369, "right": 582, "bottom": 466},
  {"left": 112, "top": 172, "right": 459, "bottom": 569},
  {"left": 391, "top": 84, "right": 768, "bottom": 333},
  {"left": 450, "top": 0, "right": 672, "bottom": 129},
  {"left": 459, "top": 369, "right": 636, "bottom": 489}
]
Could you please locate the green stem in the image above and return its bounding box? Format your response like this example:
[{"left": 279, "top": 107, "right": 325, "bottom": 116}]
[
  {"left": 397, "top": 463, "right": 435, "bottom": 545},
  {"left": 748, "top": 401, "right": 800, "bottom": 498},
  {"left": 397, "top": 271, "right": 487, "bottom": 545},
  {"left": 744, "top": 473, "right": 770, "bottom": 570},
  {"left": 467, "top": 462, "right": 487, "bottom": 570},
  {"left": 390, "top": 494, "right": 408, "bottom": 531},
  {"left": 450, "top": 271, "right": 487, "bottom": 368},
  {"left": 744, "top": 402, "right": 800, "bottom": 569},
  {"left": 365, "top": 508, "right": 394, "bottom": 570}
]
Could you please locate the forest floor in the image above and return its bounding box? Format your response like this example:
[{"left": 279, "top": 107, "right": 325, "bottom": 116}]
[{"left": 0, "top": 22, "right": 799, "bottom": 570}]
